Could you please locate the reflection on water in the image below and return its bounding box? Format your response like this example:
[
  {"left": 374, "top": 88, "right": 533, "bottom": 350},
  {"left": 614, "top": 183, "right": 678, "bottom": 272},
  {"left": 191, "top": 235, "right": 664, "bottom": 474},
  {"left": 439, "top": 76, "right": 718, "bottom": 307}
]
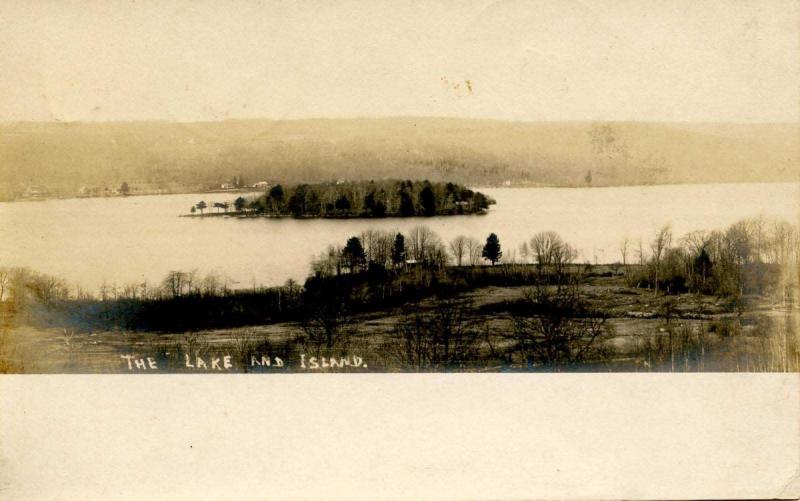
[{"left": 1, "top": 183, "right": 797, "bottom": 291}]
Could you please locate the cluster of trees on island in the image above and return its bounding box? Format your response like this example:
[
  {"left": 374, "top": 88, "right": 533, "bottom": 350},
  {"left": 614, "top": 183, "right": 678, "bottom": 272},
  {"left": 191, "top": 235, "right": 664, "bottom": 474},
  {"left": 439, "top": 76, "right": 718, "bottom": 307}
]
[{"left": 190, "top": 180, "right": 494, "bottom": 218}]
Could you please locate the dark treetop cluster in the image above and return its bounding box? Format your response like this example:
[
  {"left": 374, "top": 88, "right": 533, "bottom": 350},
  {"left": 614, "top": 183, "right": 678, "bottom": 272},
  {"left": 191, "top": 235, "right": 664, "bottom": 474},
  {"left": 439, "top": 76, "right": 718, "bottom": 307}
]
[{"left": 244, "top": 180, "right": 494, "bottom": 218}]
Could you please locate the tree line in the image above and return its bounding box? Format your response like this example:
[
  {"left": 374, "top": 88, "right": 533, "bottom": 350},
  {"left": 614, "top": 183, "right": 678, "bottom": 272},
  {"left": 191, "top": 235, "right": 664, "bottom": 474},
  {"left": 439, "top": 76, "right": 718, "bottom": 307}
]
[
  {"left": 310, "top": 227, "right": 504, "bottom": 277},
  {"left": 219, "top": 180, "right": 494, "bottom": 218},
  {"left": 619, "top": 215, "right": 798, "bottom": 298},
  {"left": 4, "top": 216, "right": 796, "bottom": 311}
]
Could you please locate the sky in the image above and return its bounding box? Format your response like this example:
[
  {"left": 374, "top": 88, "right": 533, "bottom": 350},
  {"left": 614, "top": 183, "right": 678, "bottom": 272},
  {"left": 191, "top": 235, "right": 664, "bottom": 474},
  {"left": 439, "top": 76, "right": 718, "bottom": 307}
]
[{"left": 0, "top": 0, "right": 798, "bottom": 123}]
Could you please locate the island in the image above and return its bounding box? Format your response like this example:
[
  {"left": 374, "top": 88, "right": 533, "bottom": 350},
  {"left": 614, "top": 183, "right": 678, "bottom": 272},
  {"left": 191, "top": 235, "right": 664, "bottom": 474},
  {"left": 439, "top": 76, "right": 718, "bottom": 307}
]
[{"left": 185, "top": 180, "right": 495, "bottom": 218}]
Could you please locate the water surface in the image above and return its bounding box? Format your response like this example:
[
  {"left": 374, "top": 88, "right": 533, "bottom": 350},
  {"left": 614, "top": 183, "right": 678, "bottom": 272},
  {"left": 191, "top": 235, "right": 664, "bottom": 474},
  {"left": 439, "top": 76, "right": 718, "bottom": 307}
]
[{"left": 1, "top": 183, "right": 797, "bottom": 292}]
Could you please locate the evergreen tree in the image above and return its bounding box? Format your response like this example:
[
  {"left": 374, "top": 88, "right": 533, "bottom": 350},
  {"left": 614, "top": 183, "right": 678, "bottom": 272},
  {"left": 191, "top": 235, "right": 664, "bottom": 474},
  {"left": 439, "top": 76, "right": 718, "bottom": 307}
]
[
  {"left": 288, "top": 185, "right": 308, "bottom": 216},
  {"left": 482, "top": 233, "right": 502, "bottom": 265},
  {"left": 693, "top": 247, "right": 713, "bottom": 289},
  {"left": 305, "top": 190, "right": 321, "bottom": 215},
  {"left": 269, "top": 184, "right": 284, "bottom": 200},
  {"left": 335, "top": 195, "right": 352, "bottom": 213},
  {"left": 391, "top": 233, "right": 406, "bottom": 268},
  {"left": 342, "top": 236, "right": 367, "bottom": 273},
  {"left": 472, "top": 192, "right": 489, "bottom": 210},
  {"left": 363, "top": 192, "right": 376, "bottom": 215},
  {"left": 399, "top": 190, "right": 415, "bottom": 217},
  {"left": 269, "top": 184, "right": 284, "bottom": 212},
  {"left": 419, "top": 184, "right": 436, "bottom": 216},
  {"left": 372, "top": 200, "right": 386, "bottom": 217}
]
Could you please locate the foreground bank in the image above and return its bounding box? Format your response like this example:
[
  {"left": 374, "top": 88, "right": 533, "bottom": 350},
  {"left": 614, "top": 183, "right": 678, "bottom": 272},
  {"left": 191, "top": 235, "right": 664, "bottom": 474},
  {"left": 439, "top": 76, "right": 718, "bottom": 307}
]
[{"left": 2, "top": 263, "right": 797, "bottom": 373}]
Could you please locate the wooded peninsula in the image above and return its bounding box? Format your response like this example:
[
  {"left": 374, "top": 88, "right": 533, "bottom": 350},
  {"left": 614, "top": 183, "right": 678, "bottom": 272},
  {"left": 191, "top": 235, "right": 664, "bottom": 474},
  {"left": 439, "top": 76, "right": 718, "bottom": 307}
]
[{"left": 189, "top": 180, "right": 495, "bottom": 218}]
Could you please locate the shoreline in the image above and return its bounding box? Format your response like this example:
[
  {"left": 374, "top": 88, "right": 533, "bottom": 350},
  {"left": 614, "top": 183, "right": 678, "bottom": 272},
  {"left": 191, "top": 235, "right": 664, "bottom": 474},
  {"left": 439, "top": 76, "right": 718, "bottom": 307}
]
[
  {"left": 3, "top": 179, "right": 797, "bottom": 204},
  {"left": 179, "top": 210, "right": 490, "bottom": 219},
  {"left": 3, "top": 187, "right": 259, "bottom": 204}
]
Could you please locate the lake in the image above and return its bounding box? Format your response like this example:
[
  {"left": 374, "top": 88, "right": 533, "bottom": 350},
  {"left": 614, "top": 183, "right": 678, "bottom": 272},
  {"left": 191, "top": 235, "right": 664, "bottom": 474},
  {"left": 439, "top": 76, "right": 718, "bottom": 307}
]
[{"left": 1, "top": 182, "right": 797, "bottom": 293}]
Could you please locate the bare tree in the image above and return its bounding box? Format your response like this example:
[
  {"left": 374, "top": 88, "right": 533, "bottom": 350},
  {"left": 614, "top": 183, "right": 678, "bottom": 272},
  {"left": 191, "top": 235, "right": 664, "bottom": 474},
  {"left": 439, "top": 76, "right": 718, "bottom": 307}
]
[
  {"left": 637, "top": 236, "right": 645, "bottom": 265},
  {"left": 530, "top": 231, "right": 562, "bottom": 271},
  {"left": 725, "top": 220, "right": 753, "bottom": 266},
  {"left": 650, "top": 224, "right": 673, "bottom": 294},
  {"left": 503, "top": 282, "right": 613, "bottom": 368},
  {"left": 767, "top": 220, "right": 794, "bottom": 265},
  {"left": 530, "top": 231, "right": 576, "bottom": 275},
  {"left": 26, "top": 273, "right": 69, "bottom": 306},
  {"left": 311, "top": 245, "right": 343, "bottom": 277},
  {"left": 750, "top": 214, "right": 766, "bottom": 263},
  {"left": 680, "top": 230, "right": 710, "bottom": 256},
  {"left": 448, "top": 235, "right": 469, "bottom": 266},
  {"left": 390, "top": 298, "right": 481, "bottom": 370},
  {"left": 466, "top": 237, "right": 482, "bottom": 266},
  {"left": 551, "top": 242, "right": 577, "bottom": 275},
  {"left": 200, "top": 271, "right": 230, "bottom": 296},
  {"left": 373, "top": 231, "right": 395, "bottom": 267},
  {"left": 426, "top": 240, "right": 450, "bottom": 269},
  {"left": 408, "top": 226, "right": 435, "bottom": 262},
  {"left": 120, "top": 283, "right": 139, "bottom": 300},
  {"left": 519, "top": 242, "right": 530, "bottom": 263},
  {"left": 619, "top": 237, "right": 629, "bottom": 266},
  {"left": 161, "top": 270, "right": 197, "bottom": 298},
  {"left": 300, "top": 287, "right": 355, "bottom": 354},
  {"left": 359, "top": 229, "right": 394, "bottom": 268}
]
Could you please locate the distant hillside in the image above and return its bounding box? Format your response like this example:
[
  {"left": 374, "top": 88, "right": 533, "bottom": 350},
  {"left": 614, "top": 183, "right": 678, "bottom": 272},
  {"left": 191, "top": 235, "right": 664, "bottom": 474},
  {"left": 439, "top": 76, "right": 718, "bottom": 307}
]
[{"left": 0, "top": 118, "right": 797, "bottom": 199}]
